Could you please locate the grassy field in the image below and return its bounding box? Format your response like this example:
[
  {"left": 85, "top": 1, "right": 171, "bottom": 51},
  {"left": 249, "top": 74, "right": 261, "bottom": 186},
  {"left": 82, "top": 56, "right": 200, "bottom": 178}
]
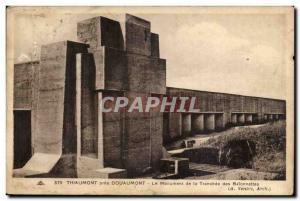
[{"left": 203, "top": 120, "right": 286, "bottom": 178}]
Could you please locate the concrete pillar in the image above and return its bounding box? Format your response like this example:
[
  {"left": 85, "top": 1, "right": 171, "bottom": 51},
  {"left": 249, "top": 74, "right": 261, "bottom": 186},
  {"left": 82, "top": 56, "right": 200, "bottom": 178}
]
[
  {"left": 204, "top": 114, "right": 215, "bottom": 131},
  {"left": 151, "top": 33, "right": 160, "bottom": 57},
  {"left": 245, "top": 114, "right": 253, "bottom": 124},
  {"left": 182, "top": 113, "right": 192, "bottom": 135},
  {"left": 269, "top": 114, "right": 273, "bottom": 121},
  {"left": 150, "top": 112, "right": 163, "bottom": 170},
  {"left": 124, "top": 92, "right": 151, "bottom": 176},
  {"left": 252, "top": 114, "right": 258, "bottom": 124},
  {"left": 168, "top": 113, "right": 182, "bottom": 139},
  {"left": 237, "top": 114, "right": 245, "bottom": 124},
  {"left": 76, "top": 53, "right": 98, "bottom": 157},
  {"left": 192, "top": 114, "right": 204, "bottom": 133},
  {"left": 77, "top": 16, "right": 125, "bottom": 91},
  {"left": 279, "top": 114, "right": 285, "bottom": 120},
  {"left": 231, "top": 113, "right": 237, "bottom": 124},
  {"left": 215, "top": 114, "right": 224, "bottom": 130}
]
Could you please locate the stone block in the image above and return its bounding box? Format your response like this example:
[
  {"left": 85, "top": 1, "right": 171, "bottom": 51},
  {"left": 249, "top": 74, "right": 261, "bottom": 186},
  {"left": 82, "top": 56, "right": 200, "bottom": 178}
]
[
  {"left": 124, "top": 91, "right": 150, "bottom": 118},
  {"left": 77, "top": 155, "right": 104, "bottom": 177},
  {"left": 93, "top": 47, "right": 127, "bottom": 91},
  {"left": 13, "top": 153, "right": 61, "bottom": 177},
  {"left": 101, "top": 91, "right": 125, "bottom": 168},
  {"left": 13, "top": 62, "right": 39, "bottom": 109},
  {"left": 77, "top": 16, "right": 124, "bottom": 51},
  {"left": 92, "top": 49, "right": 105, "bottom": 90},
  {"left": 160, "top": 157, "right": 189, "bottom": 176},
  {"left": 77, "top": 156, "right": 126, "bottom": 178},
  {"left": 104, "top": 47, "right": 128, "bottom": 90},
  {"left": 126, "top": 14, "right": 151, "bottom": 56},
  {"left": 48, "top": 154, "right": 78, "bottom": 177},
  {"left": 125, "top": 146, "right": 151, "bottom": 176},
  {"left": 103, "top": 120, "right": 123, "bottom": 168},
  {"left": 125, "top": 116, "right": 151, "bottom": 147},
  {"left": 127, "top": 53, "right": 151, "bottom": 93},
  {"left": 122, "top": 91, "right": 165, "bottom": 176},
  {"left": 151, "top": 33, "right": 160, "bottom": 57},
  {"left": 150, "top": 58, "right": 166, "bottom": 94},
  {"left": 35, "top": 41, "right": 88, "bottom": 155}
]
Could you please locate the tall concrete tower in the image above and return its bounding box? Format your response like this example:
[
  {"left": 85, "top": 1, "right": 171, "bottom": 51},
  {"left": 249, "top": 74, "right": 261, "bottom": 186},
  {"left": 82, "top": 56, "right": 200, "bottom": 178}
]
[{"left": 13, "top": 14, "right": 166, "bottom": 178}]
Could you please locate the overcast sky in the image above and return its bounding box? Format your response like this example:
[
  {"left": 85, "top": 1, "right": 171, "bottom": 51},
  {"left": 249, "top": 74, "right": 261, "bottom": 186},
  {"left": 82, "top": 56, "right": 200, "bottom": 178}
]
[{"left": 13, "top": 8, "right": 290, "bottom": 100}]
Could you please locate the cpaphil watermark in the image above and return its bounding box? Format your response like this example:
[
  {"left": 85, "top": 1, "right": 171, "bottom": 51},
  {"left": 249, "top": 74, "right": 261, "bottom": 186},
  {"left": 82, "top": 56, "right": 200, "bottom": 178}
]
[{"left": 100, "top": 96, "right": 200, "bottom": 113}]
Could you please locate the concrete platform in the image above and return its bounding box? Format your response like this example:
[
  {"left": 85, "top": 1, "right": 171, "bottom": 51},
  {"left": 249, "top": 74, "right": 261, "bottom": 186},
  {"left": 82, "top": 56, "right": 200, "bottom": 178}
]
[
  {"left": 13, "top": 153, "right": 61, "bottom": 177},
  {"left": 79, "top": 167, "right": 127, "bottom": 178},
  {"left": 160, "top": 157, "right": 189, "bottom": 176},
  {"left": 77, "top": 156, "right": 127, "bottom": 178}
]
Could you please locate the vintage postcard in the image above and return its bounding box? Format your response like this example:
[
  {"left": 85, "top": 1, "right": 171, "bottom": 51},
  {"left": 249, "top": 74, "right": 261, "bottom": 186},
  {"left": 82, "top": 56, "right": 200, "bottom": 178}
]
[{"left": 6, "top": 6, "right": 294, "bottom": 195}]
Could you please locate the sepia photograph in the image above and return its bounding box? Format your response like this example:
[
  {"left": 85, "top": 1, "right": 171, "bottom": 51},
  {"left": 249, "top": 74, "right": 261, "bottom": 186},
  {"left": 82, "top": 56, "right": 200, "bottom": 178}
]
[{"left": 6, "top": 6, "right": 294, "bottom": 195}]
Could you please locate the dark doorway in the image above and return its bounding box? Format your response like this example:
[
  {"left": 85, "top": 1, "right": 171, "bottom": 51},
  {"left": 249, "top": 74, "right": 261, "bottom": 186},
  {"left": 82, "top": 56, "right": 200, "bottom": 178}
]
[{"left": 13, "top": 110, "right": 32, "bottom": 169}]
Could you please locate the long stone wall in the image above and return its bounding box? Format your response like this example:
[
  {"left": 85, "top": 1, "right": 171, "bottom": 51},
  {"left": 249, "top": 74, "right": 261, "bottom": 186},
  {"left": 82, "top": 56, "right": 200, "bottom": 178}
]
[{"left": 164, "top": 87, "right": 286, "bottom": 143}]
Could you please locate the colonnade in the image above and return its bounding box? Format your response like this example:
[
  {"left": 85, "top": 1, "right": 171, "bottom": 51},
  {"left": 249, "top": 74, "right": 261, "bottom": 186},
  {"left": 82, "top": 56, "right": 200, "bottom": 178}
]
[
  {"left": 263, "top": 113, "right": 285, "bottom": 122},
  {"left": 231, "top": 113, "right": 258, "bottom": 125},
  {"left": 177, "top": 112, "right": 285, "bottom": 136},
  {"left": 182, "top": 112, "right": 224, "bottom": 135},
  {"left": 231, "top": 112, "right": 284, "bottom": 126}
]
